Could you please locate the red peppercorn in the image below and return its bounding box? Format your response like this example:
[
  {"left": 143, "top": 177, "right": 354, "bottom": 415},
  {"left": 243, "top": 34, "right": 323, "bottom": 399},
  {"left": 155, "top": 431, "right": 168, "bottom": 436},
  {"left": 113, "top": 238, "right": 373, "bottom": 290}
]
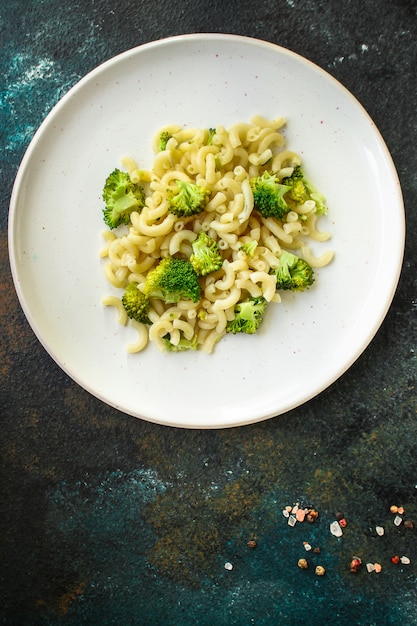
[
  {"left": 391, "top": 556, "right": 400, "bottom": 564},
  {"left": 338, "top": 518, "right": 347, "bottom": 528}
]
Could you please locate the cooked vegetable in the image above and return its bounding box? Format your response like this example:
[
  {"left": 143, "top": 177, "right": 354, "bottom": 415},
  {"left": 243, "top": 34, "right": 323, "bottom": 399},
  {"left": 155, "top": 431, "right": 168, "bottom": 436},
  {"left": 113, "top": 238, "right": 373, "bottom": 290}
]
[
  {"left": 190, "top": 230, "right": 223, "bottom": 276},
  {"left": 162, "top": 333, "right": 198, "bottom": 351},
  {"left": 159, "top": 131, "right": 172, "bottom": 151},
  {"left": 121, "top": 283, "right": 151, "bottom": 324},
  {"left": 226, "top": 296, "right": 268, "bottom": 334},
  {"left": 144, "top": 257, "right": 202, "bottom": 303},
  {"left": 271, "top": 250, "right": 314, "bottom": 291},
  {"left": 250, "top": 171, "right": 291, "bottom": 220},
  {"left": 102, "top": 168, "right": 145, "bottom": 229},
  {"left": 281, "top": 164, "right": 327, "bottom": 215},
  {"left": 168, "top": 180, "right": 210, "bottom": 217}
]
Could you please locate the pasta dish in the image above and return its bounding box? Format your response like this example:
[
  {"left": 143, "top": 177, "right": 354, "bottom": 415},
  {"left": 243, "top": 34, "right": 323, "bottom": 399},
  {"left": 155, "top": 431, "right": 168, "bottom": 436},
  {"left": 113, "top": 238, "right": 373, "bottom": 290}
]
[{"left": 99, "top": 115, "right": 334, "bottom": 354}]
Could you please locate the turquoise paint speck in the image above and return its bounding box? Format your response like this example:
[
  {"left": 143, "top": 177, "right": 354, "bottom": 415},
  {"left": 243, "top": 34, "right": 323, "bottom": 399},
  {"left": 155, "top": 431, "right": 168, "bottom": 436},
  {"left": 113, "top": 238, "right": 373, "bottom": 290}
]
[{"left": 0, "top": 48, "right": 79, "bottom": 155}]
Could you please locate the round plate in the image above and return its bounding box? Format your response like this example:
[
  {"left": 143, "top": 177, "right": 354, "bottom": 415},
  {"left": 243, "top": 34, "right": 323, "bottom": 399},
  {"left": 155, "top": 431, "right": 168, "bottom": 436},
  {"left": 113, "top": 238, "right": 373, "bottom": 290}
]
[{"left": 8, "top": 34, "right": 405, "bottom": 429}]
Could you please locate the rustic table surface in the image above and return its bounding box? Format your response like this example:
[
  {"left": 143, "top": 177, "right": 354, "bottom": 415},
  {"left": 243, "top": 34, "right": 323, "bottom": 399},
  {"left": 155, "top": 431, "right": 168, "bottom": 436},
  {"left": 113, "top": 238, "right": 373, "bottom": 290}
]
[{"left": 1, "top": 1, "right": 416, "bottom": 624}]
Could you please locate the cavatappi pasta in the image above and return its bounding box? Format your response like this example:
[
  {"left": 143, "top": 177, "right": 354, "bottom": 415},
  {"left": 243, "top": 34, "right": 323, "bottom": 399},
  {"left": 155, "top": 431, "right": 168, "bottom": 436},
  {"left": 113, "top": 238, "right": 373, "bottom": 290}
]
[{"left": 100, "top": 115, "right": 334, "bottom": 354}]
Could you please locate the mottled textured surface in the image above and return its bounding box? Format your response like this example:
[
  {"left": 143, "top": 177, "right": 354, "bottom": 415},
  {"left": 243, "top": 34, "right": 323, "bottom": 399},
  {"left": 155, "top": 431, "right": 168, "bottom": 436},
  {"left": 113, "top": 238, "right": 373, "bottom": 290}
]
[{"left": 1, "top": 1, "right": 417, "bottom": 624}]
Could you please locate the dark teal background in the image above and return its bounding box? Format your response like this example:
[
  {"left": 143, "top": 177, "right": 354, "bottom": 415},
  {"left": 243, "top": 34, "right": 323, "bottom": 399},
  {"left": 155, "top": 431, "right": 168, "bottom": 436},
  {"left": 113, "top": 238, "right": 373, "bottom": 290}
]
[{"left": 1, "top": 1, "right": 417, "bottom": 624}]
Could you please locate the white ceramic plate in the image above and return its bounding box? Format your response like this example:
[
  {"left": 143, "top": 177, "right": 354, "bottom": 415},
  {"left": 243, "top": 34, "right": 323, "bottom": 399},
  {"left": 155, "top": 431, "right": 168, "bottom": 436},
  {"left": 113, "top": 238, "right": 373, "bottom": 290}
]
[{"left": 8, "top": 34, "right": 404, "bottom": 429}]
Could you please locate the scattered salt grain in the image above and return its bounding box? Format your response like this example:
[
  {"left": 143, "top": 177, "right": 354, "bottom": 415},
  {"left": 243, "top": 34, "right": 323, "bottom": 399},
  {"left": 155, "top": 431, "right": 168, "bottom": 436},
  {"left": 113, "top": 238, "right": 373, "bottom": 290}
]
[
  {"left": 350, "top": 557, "right": 362, "bottom": 573},
  {"left": 330, "top": 520, "right": 343, "bottom": 537},
  {"left": 394, "top": 515, "right": 403, "bottom": 526},
  {"left": 288, "top": 515, "right": 297, "bottom": 527},
  {"left": 366, "top": 563, "right": 375, "bottom": 573},
  {"left": 224, "top": 562, "right": 233, "bottom": 571},
  {"left": 303, "top": 542, "right": 312, "bottom": 551},
  {"left": 282, "top": 509, "right": 290, "bottom": 518},
  {"left": 375, "top": 526, "right": 384, "bottom": 536},
  {"left": 400, "top": 556, "right": 411, "bottom": 565}
]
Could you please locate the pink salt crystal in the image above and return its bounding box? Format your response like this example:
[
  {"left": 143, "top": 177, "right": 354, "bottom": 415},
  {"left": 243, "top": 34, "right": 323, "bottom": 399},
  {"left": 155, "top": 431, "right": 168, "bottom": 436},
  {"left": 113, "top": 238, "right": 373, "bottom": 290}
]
[
  {"left": 296, "top": 508, "right": 306, "bottom": 522},
  {"left": 373, "top": 563, "right": 382, "bottom": 573}
]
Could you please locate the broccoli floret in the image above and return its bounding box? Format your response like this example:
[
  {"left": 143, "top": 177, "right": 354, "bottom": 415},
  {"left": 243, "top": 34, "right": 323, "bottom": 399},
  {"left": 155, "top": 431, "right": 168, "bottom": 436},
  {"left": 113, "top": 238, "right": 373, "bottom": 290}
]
[
  {"left": 102, "top": 168, "right": 145, "bottom": 229},
  {"left": 159, "top": 131, "right": 172, "bottom": 151},
  {"left": 206, "top": 128, "right": 216, "bottom": 145},
  {"left": 240, "top": 240, "right": 258, "bottom": 258},
  {"left": 168, "top": 180, "right": 210, "bottom": 217},
  {"left": 281, "top": 165, "right": 327, "bottom": 215},
  {"left": 271, "top": 250, "right": 314, "bottom": 291},
  {"left": 250, "top": 171, "right": 292, "bottom": 220},
  {"left": 226, "top": 296, "right": 267, "bottom": 335},
  {"left": 121, "top": 282, "right": 152, "bottom": 324},
  {"left": 144, "top": 257, "right": 202, "bottom": 304},
  {"left": 190, "top": 230, "right": 223, "bottom": 276},
  {"left": 162, "top": 332, "right": 198, "bottom": 352}
]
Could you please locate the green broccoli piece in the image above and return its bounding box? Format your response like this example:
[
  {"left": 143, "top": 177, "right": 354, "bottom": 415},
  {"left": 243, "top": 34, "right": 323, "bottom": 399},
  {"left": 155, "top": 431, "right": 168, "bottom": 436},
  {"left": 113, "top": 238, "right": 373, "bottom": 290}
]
[
  {"left": 250, "top": 171, "right": 292, "bottom": 220},
  {"left": 226, "top": 296, "right": 267, "bottom": 335},
  {"left": 240, "top": 240, "right": 258, "bottom": 258},
  {"left": 271, "top": 250, "right": 314, "bottom": 291},
  {"left": 159, "top": 131, "right": 172, "bottom": 151},
  {"left": 168, "top": 180, "right": 210, "bottom": 218},
  {"left": 121, "top": 283, "right": 152, "bottom": 324},
  {"left": 102, "top": 168, "right": 145, "bottom": 229},
  {"left": 162, "top": 332, "right": 198, "bottom": 352},
  {"left": 144, "top": 257, "right": 202, "bottom": 304},
  {"left": 206, "top": 128, "right": 216, "bottom": 145},
  {"left": 190, "top": 230, "right": 223, "bottom": 276},
  {"left": 281, "top": 165, "right": 327, "bottom": 215}
]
